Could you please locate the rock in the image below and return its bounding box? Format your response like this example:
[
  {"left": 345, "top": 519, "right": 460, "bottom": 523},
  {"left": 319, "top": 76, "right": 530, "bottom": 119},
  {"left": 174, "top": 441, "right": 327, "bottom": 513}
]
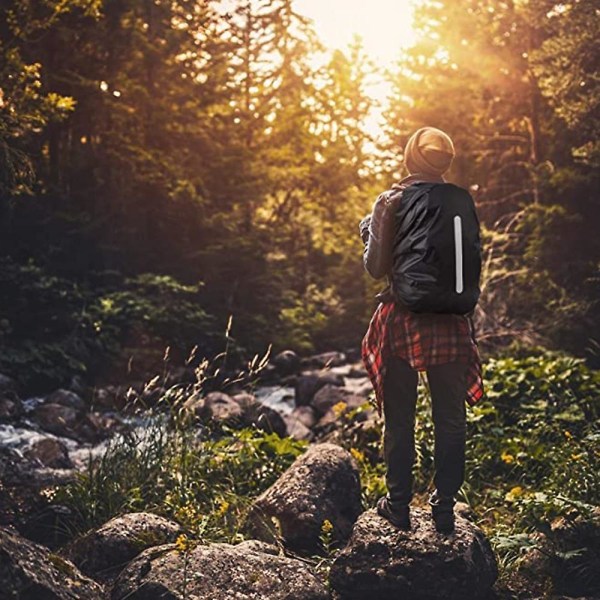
[
  {"left": 0, "top": 447, "right": 76, "bottom": 534},
  {"left": 62, "top": 512, "right": 184, "bottom": 582},
  {"left": 0, "top": 526, "right": 104, "bottom": 599},
  {"left": 32, "top": 402, "right": 103, "bottom": 443},
  {"left": 547, "top": 507, "right": 600, "bottom": 597},
  {"left": 281, "top": 373, "right": 299, "bottom": 386},
  {"left": 183, "top": 391, "right": 244, "bottom": 424},
  {"left": 87, "top": 411, "right": 127, "bottom": 437},
  {"left": 76, "top": 413, "right": 107, "bottom": 443},
  {"left": 25, "top": 438, "right": 73, "bottom": 469},
  {"left": 329, "top": 507, "right": 498, "bottom": 600},
  {"left": 311, "top": 384, "right": 366, "bottom": 418},
  {"left": 231, "top": 391, "right": 257, "bottom": 411},
  {"left": 232, "top": 393, "right": 287, "bottom": 437},
  {"left": 33, "top": 403, "right": 81, "bottom": 437},
  {"left": 343, "top": 347, "right": 361, "bottom": 363},
  {"left": 343, "top": 377, "right": 374, "bottom": 399},
  {"left": 317, "top": 414, "right": 381, "bottom": 460},
  {"left": 247, "top": 443, "right": 362, "bottom": 553},
  {"left": 92, "top": 386, "right": 127, "bottom": 411},
  {"left": 258, "top": 363, "right": 279, "bottom": 383},
  {"left": 295, "top": 371, "right": 345, "bottom": 407},
  {"left": 255, "top": 408, "right": 287, "bottom": 437},
  {"left": 516, "top": 531, "right": 554, "bottom": 598},
  {"left": 21, "top": 504, "right": 77, "bottom": 549},
  {"left": 283, "top": 415, "right": 314, "bottom": 441},
  {"left": 0, "top": 393, "right": 23, "bottom": 422},
  {"left": 301, "top": 351, "right": 347, "bottom": 369},
  {"left": 111, "top": 541, "right": 329, "bottom": 600},
  {"left": 272, "top": 350, "right": 301, "bottom": 375},
  {"left": 47, "top": 388, "right": 86, "bottom": 412},
  {"left": 292, "top": 406, "right": 318, "bottom": 428},
  {"left": 347, "top": 363, "right": 368, "bottom": 378},
  {"left": 235, "top": 539, "right": 280, "bottom": 555}
]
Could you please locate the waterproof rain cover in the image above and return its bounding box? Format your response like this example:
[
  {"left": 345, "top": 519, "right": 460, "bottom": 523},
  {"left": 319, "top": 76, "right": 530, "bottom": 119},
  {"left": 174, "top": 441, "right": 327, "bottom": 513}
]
[{"left": 390, "top": 182, "right": 482, "bottom": 315}]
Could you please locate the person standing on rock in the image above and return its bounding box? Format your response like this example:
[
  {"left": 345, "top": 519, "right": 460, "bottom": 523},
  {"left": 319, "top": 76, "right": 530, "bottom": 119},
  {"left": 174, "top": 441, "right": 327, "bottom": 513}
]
[{"left": 359, "top": 126, "right": 485, "bottom": 533}]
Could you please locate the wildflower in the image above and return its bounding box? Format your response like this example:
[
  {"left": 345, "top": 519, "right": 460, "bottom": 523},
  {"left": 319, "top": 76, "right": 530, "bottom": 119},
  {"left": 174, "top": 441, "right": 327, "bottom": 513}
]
[
  {"left": 175, "top": 534, "right": 189, "bottom": 553},
  {"left": 571, "top": 453, "right": 583, "bottom": 460},
  {"left": 217, "top": 499, "right": 230, "bottom": 516},
  {"left": 504, "top": 486, "right": 524, "bottom": 502},
  {"left": 501, "top": 451, "right": 515, "bottom": 464},
  {"left": 321, "top": 519, "right": 333, "bottom": 534},
  {"left": 564, "top": 430, "right": 572, "bottom": 440},
  {"left": 332, "top": 401, "right": 347, "bottom": 417},
  {"left": 350, "top": 447, "right": 365, "bottom": 463}
]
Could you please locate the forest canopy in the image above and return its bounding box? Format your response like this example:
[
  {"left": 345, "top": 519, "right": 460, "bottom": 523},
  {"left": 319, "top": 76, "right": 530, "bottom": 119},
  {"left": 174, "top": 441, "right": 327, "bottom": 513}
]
[{"left": 0, "top": 0, "right": 598, "bottom": 392}]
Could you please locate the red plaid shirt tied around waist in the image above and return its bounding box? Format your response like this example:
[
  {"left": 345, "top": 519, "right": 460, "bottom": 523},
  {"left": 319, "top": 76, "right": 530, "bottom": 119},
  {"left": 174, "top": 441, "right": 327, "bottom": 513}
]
[{"left": 361, "top": 300, "right": 486, "bottom": 417}]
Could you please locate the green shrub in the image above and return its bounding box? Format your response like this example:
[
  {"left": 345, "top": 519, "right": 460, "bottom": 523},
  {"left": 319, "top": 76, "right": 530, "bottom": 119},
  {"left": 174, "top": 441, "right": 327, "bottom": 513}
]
[{"left": 0, "top": 258, "right": 224, "bottom": 391}]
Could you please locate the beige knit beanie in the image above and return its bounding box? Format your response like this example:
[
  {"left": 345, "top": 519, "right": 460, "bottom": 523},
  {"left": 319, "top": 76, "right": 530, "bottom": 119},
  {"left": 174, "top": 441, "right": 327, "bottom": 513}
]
[{"left": 404, "top": 127, "right": 455, "bottom": 175}]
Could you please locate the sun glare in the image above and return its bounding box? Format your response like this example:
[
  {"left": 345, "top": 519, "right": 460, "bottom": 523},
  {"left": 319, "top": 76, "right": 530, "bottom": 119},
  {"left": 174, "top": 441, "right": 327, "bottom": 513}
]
[
  {"left": 295, "top": 0, "right": 418, "bottom": 65},
  {"left": 216, "top": 0, "right": 421, "bottom": 141},
  {"left": 295, "top": 0, "right": 419, "bottom": 137}
]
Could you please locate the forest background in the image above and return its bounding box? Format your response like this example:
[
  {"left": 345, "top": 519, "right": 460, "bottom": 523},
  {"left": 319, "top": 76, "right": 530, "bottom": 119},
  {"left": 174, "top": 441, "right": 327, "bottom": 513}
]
[{"left": 1, "top": 0, "right": 598, "bottom": 393}]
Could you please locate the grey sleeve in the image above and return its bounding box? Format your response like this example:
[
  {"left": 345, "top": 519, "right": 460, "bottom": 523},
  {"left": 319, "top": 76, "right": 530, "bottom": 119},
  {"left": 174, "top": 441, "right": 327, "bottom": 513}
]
[
  {"left": 362, "top": 192, "right": 399, "bottom": 280},
  {"left": 359, "top": 214, "right": 371, "bottom": 244}
]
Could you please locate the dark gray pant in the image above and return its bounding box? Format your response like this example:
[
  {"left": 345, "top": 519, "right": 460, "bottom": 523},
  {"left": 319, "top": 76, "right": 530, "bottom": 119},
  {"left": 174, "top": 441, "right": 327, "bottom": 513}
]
[{"left": 382, "top": 354, "right": 468, "bottom": 506}]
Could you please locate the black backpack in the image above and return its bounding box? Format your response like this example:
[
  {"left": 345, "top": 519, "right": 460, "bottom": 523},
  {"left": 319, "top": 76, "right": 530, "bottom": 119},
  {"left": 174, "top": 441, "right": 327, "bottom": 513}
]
[{"left": 390, "top": 181, "right": 482, "bottom": 315}]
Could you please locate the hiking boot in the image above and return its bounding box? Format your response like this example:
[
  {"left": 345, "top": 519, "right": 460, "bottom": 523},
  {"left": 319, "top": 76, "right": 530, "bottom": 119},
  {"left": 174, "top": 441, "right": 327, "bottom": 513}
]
[
  {"left": 377, "top": 496, "right": 411, "bottom": 530},
  {"left": 428, "top": 489, "right": 455, "bottom": 533}
]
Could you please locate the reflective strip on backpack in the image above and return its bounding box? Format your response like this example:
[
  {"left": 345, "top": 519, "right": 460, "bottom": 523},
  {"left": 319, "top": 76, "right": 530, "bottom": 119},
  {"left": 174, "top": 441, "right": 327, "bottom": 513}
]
[{"left": 454, "top": 215, "right": 463, "bottom": 294}]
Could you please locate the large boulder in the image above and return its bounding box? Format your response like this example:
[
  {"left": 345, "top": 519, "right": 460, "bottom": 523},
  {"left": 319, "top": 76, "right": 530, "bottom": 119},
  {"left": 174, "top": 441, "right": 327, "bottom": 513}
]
[
  {"left": 111, "top": 541, "right": 329, "bottom": 600},
  {"left": 0, "top": 526, "right": 104, "bottom": 599},
  {"left": 329, "top": 507, "right": 498, "bottom": 600},
  {"left": 247, "top": 443, "right": 362, "bottom": 553},
  {"left": 62, "top": 512, "right": 184, "bottom": 582}
]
